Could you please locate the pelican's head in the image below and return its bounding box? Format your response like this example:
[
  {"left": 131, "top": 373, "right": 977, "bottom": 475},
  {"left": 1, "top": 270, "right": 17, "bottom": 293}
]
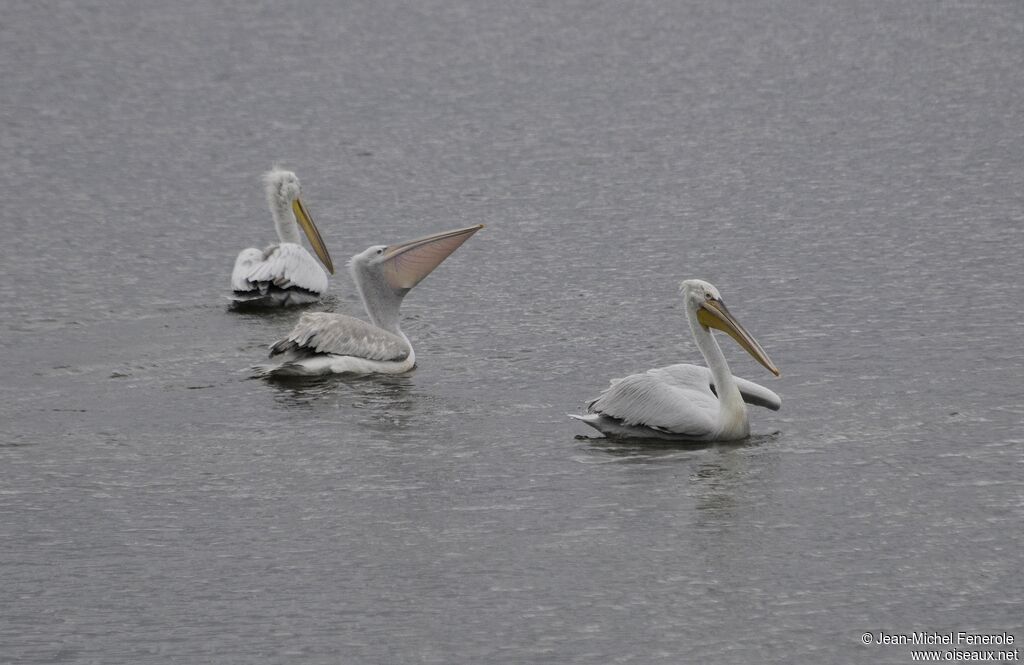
[
  {"left": 262, "top": 168, "right": 334, "bottom": 274},
  {"left": 347, "top": 224, "right": 483, "bottom": 331},
  {"left": 349, "top": 224, "right": 484, "bottom": 297},
  {"left": 681, "top": 279, "right": 780, "bottom": 377},
  {"left": 263, "top": 168, "right": 302, "bottom": 206}
]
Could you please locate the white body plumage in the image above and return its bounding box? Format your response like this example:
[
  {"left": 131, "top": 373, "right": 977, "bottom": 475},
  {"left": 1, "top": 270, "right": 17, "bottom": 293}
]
[
  {"left": 230, "top": 169, "right": 334, "bottom": 308},
  {"left": 571, "top": 280, "right": 781, "bottom": 441}
]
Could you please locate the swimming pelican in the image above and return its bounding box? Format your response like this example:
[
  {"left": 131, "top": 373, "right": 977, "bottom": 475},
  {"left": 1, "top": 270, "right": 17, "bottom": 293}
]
[
  {"left": 570, "top": 279, "right": 781, "bottom": 441},
  {"left": 230, "top": 168, "right": 335, "bottom": 307},
  {"left": 255, "top": 224, "right": 483, "bottom": 376}
]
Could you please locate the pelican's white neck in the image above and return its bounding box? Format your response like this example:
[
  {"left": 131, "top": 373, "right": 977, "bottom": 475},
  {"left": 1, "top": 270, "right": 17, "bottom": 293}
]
[
  {"left": 351, "top": 261, "right": 407, "bottom": 337},
  {"left": 687, "top": 304, "right": 748, "bottom": 431},
  {"left": 270, "top": 199, "right": 301, "bottom": 245}
]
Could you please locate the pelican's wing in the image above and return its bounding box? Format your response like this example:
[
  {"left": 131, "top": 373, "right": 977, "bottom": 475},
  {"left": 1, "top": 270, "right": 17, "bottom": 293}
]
[
  {"left": 727, "top": 375, "right": 781, "bottom": 410},
  {"left": 656, "top": 364, "right": 782, "bottom": 411},
  {"left": 231, "top": 248, "right": 265, "bottom": 291},
  {"left": 233, "top": 243, "right": 329, "bottom": 295},
  {"left": 270, "top": 312, "right": 409, "bottom": 361},
  {"left": 588, "top": 365, "right": 719, "bottom": 436}
]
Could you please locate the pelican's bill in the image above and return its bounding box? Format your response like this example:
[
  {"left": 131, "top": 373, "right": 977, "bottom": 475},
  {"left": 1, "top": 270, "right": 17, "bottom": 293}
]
[
  {"left": 380, "top": 224, "right": 484, "bottom": 290},
  {"left": 292, "top": 198, "right": 334, "bottom": 274},
  {"left": 697, "top": 298, "right": 780, "bottom": 377}
]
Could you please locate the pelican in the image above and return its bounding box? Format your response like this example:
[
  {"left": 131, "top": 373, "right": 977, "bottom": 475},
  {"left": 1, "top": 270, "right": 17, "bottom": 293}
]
[
  {"left": 230, "top": 168, "right": 335, "bottom": 307},
  {"left": 255, "top": 224, "right": 483, "bottom": 376},
  {"left": 570, "top": 279, "right": 781, "bottom": 441}
]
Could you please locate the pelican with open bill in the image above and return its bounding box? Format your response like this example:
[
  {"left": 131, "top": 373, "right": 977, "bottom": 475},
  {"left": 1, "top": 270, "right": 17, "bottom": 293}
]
[
  {"left": 230, "top": 168, "right": 335, "bottom": 308},
  {"left": 571, "top": 279, "right": 781, "bottom": 441},
  {"left": 255, "top": 224, "right": 483, "bottom": 376}
]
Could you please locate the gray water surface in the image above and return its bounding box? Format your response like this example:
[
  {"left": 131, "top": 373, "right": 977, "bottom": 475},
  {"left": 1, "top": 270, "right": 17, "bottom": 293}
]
[{"left": 2, "top": 1, "right": 1023, "bottom": 663}]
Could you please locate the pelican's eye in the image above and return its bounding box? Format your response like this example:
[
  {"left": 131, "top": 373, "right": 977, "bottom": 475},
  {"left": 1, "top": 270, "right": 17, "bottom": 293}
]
[
  {"left": 705, "top": 293, "right": 714, "bottom": 300},
  {"left": 376, "top": 248, "right": 385, "bottom": 255}
]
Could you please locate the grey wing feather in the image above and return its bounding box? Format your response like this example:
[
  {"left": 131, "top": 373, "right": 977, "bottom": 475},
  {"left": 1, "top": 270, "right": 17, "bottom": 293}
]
[
  {"left": 270, "top": 312, "right": 409, "bottom": 361},
  {"left": 652, "top": 364, "right": 782, "bottom": 411},
  {"left": 588, "top": 366, "right": 719, "bottom": 436},
  {"left": 231, "top": 248, "right": 265, "bottom": 291},
  {"left": 233, "top": 243, "right": 329, "bottom": 294},
  {"left": 729, "top": 375, "right": 782, "bottom": 410}
]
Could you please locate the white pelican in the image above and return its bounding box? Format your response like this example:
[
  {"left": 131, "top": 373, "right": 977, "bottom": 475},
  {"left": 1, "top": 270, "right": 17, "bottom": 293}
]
[
  {"left": 230, "top": 168, "right": 335, "bottom": 307},
  {"left": 571, "top": 279, "right": 781, "bottom": 441},
  {"left": 255, "top": 224, "right": 483, "bottom": 376}
]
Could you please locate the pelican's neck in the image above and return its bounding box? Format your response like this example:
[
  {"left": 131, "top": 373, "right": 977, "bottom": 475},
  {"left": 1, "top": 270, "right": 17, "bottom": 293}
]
[
  {"left": 270, "top": 199, "right": 301, "bottom": 245},
  {"left": 352, "top": 263, "right": 408, "bottom": 339},
  {"left": 687, "top": 306, "right": 747, "bottom": 419}
]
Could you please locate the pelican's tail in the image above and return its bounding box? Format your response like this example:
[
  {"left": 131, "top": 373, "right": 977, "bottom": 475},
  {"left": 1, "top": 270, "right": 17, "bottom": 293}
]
[
  {"left": 252, "top": 354, "right": 335, "bottom": 378},
  {"left": 569, "top": 412, "right": 712, "bottom": 442},
  {"left": 567, "top": 413, "right": 606, "bottom": 434},
  {"left": 252, "top": 360, "right": 315, "bottom": 377},
  {"left": 229, "top": 292, "right": 280, "bottom": 308},
  {"left": 229, "top": 288, "right": 320, "bottom": 309}
]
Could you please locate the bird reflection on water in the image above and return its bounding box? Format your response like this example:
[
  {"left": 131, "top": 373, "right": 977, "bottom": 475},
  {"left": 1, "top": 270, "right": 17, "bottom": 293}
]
[
  {"left": 578, "top": 431, "right": 780, "bottom": 462},
  {"left": 266, "top": 373, "right": 424, "bottom": 433},
  {"left": 580, "top": 433, "right": 781, "bottom": 529}
]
